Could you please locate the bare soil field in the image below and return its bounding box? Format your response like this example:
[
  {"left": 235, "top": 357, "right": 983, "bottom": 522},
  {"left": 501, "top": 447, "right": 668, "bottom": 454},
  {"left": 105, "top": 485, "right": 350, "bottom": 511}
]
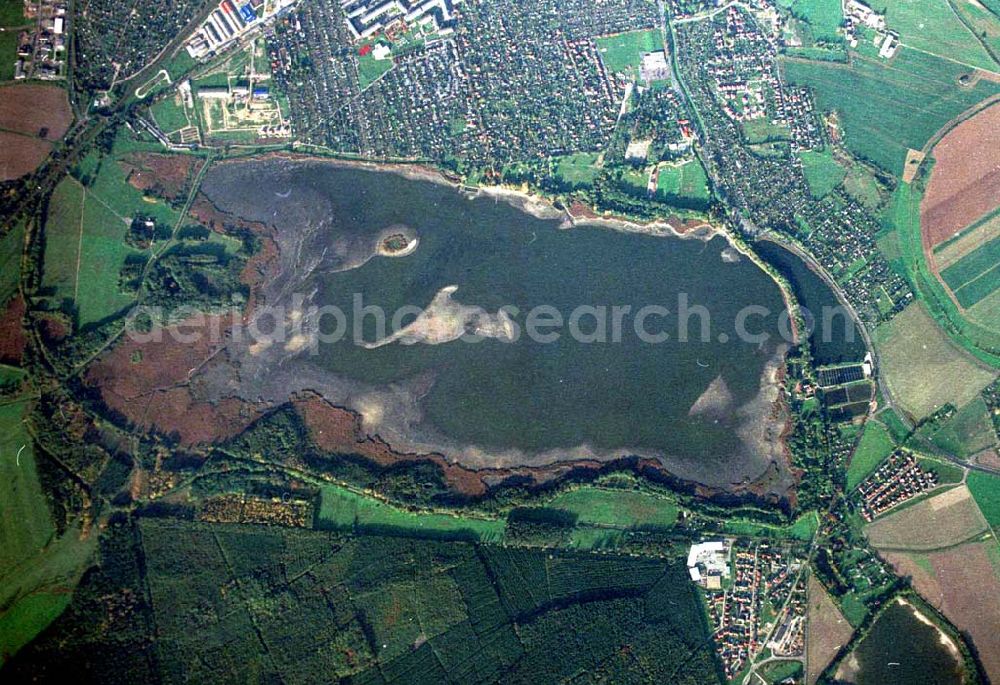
[
  {"left": 921, "top": 103, "right": 1000, "bottom": 248},
  {"left": 0, "top": 132, "right": 52, "bottom": 181},
  {"left": 85, "top": 315, "right": 264, "bottom": 445},
  {"left": 866, "top": 484, "right": 989, "bottom": 550},
  {"left": 884, "top": 540, "right": 1000, "bottom": 683},
  {"left": 121, "top": 153, "right": 199, "bottom": 203},
  {"left": 806, "top": 574, "right": 853, "bottom": 685},
  {"left": 0, "top": 84, "right": 72, "bottom": 139},
  {"left": 0, "top": 294, "right": 27, "bottom": 365}
]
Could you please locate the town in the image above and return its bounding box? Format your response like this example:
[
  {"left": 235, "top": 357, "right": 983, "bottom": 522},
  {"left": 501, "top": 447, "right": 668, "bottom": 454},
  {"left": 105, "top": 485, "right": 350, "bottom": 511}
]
[{"left": 856, "top": 450, "right": 939, "bottom": 521}]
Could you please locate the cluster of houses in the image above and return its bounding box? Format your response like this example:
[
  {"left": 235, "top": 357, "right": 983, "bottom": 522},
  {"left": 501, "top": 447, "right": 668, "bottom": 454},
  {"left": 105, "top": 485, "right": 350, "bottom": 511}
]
[
  {"left": 11, "top": 0, "right": 67, "bottom": 80},
  {"left": 339, "top": 0, "right": 462, "bottom": 39},
  {"left": 694, "top": 539, "right": 807, "bottom": 681},
  {"left": 844, "top": 0, "right": 898, "bottom": 57},
  {"left": 186, "top": 0, "right": 296, "bottom": 59},
  {"left": 858, "top": 451, "right": 939, "bottom": 521}
]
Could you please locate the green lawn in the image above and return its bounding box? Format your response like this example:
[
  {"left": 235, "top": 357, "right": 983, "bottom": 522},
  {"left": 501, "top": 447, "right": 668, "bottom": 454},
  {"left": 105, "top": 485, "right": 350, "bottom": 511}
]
[
  {"left": 357, "top": 51, "right": 393, "bottom": 90},
  {"left": 847, "top": 421, "right": 895, "bottom": 490},
  {"left": 553, "top": 152, "right": 601, "bottom": 188},
  {"left": 783, "top": 49, "right": 1000, "bottom": 176},
  {"left": 596, "top": 29, "right": 664, "bottom": 78},
  {"left": 742, "top": 119, "right": 792, "bottom": 143},
  {"left": 966, "top": 471, "right": 1000, "bottom": 527},
  {"left": 545, "top": 487, "right": 679, "bottom": 529},
  {"left": 317, "top": 485, "right": 505, "bottom": 542},
  {"left": 150, "top": 94, "right": 191, "bottom": 135},
  {"left": 788, "top": 0, "right": 845, "bottom": 43},
  {"left": 656, "top": 159, "right": 711, "bottom": 202},
  {"left": 799, "top": 149, "right": 847, "bottom": 198},
  {"left": 868, "top": 0, "right": 997, "bottom": 71},
  {"left": 915, "top": 456, "right": 964, "bottom": 484}
]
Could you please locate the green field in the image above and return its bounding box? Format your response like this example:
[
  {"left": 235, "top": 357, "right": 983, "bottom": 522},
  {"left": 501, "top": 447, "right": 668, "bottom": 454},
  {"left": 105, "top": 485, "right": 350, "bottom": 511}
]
[
  {"left": 656, "top": 159, "right": 711, "bottom": 202},
  {"left": 150, "top": 94, "right": 192, "bottom": 135},
  {"left": 317, "top": 485, "right": 506, "bottom": 542},
  {"left": 875, "top": 302, "right": 997, "bottom": 420},
  {"left": 0, "top": 401, "right": 53, "bottom": 575},
  {"left": 941, "top": 235, "right": 1000, "bottom": 308},
  {"left": 783, "top": 49, "right": 1000, "bottom": 175},
  {"left": 721, "top": 511, "right": 820, "bottom": 541},
  {"left": 0, "top": 0, "right": 26, "bottom": 26},
  {"left": 48, "top": 139, "right": 181, "bottom": 326},
  {"left": 760, "top": 659, "right": 805, "bottom": 684},
  {"left": 0, "top": 221, "right": 24, "bottom": 305},
  {"left": 842, "top": 164, "right": 882, "bottom": 208},
  {"left": 925, "top": 397, "right": 997, "bottom": 458},
  {"left": 954, "top": 0, "right": 1000, "bottom": 58},
  {"left": 868, "top": 0, "right": 998, "bottom": 71},
  {"left": 847, "top": 421, "right": 896, "bottom": 490},
  {"left": 553, "top": 152, "right": 601, "bottom": 188},
  {"left": 788, "top": 0, "right": 845, "bottom": 43},
  {"left": 966, "top": 471, "right": 1000, "bottom": 527},
  {"left": 799, "top": 149, "right": 847, "bottom": 198},
  {"left": 545, "top": 487, "right": 679, "bottom": 529},
  {"left": 742, "top": 119, "right": 792, "bottom": 143},
  {"left": 357, "top": 50, "right": 393, "bottom": 90},
  {"left": 0, "top": 593, "right": 70, "bottom": 664},
  {"left": 42, "top": 178, "right": 84, "bottom": 306},
  {"left": 596, "top": 29, "right": 664, "bottom": 78},
  {"left": 0, "top": 29, "right": 19, "bottom": 82}
]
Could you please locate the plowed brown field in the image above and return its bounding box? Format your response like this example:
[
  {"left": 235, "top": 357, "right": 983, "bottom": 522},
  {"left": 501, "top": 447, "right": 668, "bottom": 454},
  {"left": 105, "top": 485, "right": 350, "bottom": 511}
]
[{"left": 922, "top": 103, "right": 1000, "bottom": 248}]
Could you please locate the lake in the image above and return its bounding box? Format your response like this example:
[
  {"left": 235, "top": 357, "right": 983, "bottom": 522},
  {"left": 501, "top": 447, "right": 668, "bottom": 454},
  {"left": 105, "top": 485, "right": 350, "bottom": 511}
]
[
  {"left": 755, "top": 239, "right": 866, "bottom": 365},
  {"left": 200, "top": 159, "right": 796, "bottom": 489},
  {"left": 839, "top": 600, "right": 963, "bottom": 685}
]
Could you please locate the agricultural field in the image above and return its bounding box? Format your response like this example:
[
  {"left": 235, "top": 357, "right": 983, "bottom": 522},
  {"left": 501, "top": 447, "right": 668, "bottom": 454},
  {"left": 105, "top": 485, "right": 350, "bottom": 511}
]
[
  {"left": 655, "top": 159, "right": 711, "bottom": 203},
  {"left": 866, "top": 484, "right": 989, "bottom": 550},
  {"left": 799, "top": 149, "right": 846, "bottom": 198},
  {"left": 595, "top": 29, "right": 664, "bottom": 79},
  {"left": 875, "top": 302, "right": 997, "bottom": 420},
  {"left": 868, "top": 0, "right": 998, "bottom": 71},
  {"left": 805, "top": 574, "right": 853, "bottom": 685},
  {"left": 544, "top": 487, "right": 679, "bottom": 529},
  {"left": 846, "top": 420, "right": 895, "bottom": 490},
  {"left": 6, "top": 521, "right": 723, "bottom": 684},
  {"left": 317, "top": 484, "right": 506, "bottom": 542},
  {"left": 940, "top": 234, "right": 1000, "bottom": 308},
  {"left": 921, "top": 102, "right": 1000, "bottom": 248},
  {"left": 932, "top": 210, "right": 1000, "bottom": 271},
  {"left": 884, "top": 539, "right": 1000, "bottom": 683},
  {"left": 782, "top": 49, "right": 1000, "bottom": 176},
  {"left": 966, "top": 470, "right": 1000, "bottom": 527}
]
